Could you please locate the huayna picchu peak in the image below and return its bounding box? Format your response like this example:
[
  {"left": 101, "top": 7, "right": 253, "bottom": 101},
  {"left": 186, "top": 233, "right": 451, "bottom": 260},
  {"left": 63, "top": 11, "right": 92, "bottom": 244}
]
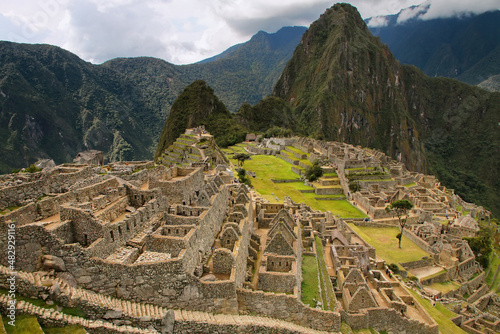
[{"left": 269, "top": 3, "right": 500, "bottom": 217}]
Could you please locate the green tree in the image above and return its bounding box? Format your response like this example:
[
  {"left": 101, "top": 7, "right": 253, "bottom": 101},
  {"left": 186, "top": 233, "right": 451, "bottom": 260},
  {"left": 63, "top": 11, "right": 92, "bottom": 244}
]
[
  {"left": 385, "top": 199, "right": 414, "bottom": 249},
  {"left": 349, "top": 181, "right": 360, "bottom": 193},
  {"left": 237, "top": 168, "right": 251, "bottom": 186},
  {"left": 305, "top": 160, "right": 323, "bottom": 182},
  {"left": 234, "top": 153, "right": 250, "bottom": 167},
  {"left": 464, "top": 225, "right": 492, "bottom": 269}
]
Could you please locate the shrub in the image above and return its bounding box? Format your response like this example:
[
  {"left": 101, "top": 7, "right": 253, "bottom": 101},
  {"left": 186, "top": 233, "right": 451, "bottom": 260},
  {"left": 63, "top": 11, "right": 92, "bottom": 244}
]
[
  {"left": 305, "top": 160, "right": 323, "bottom": 182},
  {"left": 388, "top": 263, "right": 400, "bottom": 274},
  {"left": 24, "top": 164, "right": 42, "bottom": 173}
]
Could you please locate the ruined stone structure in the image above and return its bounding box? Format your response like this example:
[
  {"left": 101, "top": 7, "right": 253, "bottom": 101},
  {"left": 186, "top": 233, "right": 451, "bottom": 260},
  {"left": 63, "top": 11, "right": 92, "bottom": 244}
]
[{"left": 0, "top": 131, "right": 491, "bottom": 334}]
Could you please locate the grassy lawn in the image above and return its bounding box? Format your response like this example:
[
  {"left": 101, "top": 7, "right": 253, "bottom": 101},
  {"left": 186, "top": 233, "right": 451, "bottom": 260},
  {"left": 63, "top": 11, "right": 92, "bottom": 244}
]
[
  {"left": 408, "top": 290, "right": 467, "bottom": 334},
  {"left": 235, "top": 154, "right": 366, "bottom": 218},
  {"left": 44, "top": 326, "right": 88, "bottom": 334},
  {"left": 286, "top": 146, "right": 309, "bottom": 156},
  {"left": 428, "top": 281, "right": 461, "bottom": 294},
  {"left": 302, "top": 255, "right": 320, "bottom": 307},
  {"left": 348, "top": 225, "right": 429, "bottom": 265},
  {"left": 486, "top": 250, "right": 500, "bottom": 289},
  {"left": 3, "top": 315, "right": 44, "bottom": 334},
  {"left": 315, "top": 237, "right": 336, "bottom": 310},
  {"left": 404, "top": 182, "right": 417, "bottom": 188},
  {"left": 421, "top": 269, "right": 447, "bottom": 281},
  {"left": 0, "top": 289, "right": 87, "bottom": 318}
]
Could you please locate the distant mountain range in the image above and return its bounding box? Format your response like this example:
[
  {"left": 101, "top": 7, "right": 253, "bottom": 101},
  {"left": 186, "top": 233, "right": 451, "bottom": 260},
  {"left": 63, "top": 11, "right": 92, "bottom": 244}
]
[
  {"left": 0, "top": 26, "right": 305, "bottom": 173},
  {"left": 367, "top": 7, "right": 500, "bottom": 91}
]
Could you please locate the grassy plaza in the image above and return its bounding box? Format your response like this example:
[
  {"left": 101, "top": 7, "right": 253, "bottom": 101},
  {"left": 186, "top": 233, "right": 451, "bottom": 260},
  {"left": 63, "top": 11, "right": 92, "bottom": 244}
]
[
  {"left": 348, "top": 224, "right": 430, "bottom": 265},
  {"left": 230, "top": 154, "right": 366, "bottom": 218}
]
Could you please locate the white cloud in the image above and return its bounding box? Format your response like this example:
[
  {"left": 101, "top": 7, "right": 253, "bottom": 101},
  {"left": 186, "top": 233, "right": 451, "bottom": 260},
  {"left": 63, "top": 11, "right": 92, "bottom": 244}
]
[
  {"left": 421, "top": 0, "right": 500, "bottom": 20},
  {"left": 366, "top": 16, "right": 389, "bottom": 27},
  {"left": 397, "top": 1, "right": 430, "bottom": 23},
  {"left": 0, "top": 0, "right": 498, "bottom": 64}
]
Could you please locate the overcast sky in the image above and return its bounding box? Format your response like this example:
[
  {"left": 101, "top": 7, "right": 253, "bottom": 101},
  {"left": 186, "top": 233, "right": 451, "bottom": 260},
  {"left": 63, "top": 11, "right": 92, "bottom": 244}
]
[{"left": 1, "top": 0, "right": 498, "bottom": 65}]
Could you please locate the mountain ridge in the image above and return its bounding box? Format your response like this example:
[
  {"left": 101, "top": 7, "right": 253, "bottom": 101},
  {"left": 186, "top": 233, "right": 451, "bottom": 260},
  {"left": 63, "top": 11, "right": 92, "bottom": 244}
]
[
  {"left": 265, "top": 3, "right": 499, "bottom": 216},
  {"left": 0, "top": 26, "right": 305, "bottom": 173},
  {"left": 367, "top": 8, "right": 500, "bottom": 90}
]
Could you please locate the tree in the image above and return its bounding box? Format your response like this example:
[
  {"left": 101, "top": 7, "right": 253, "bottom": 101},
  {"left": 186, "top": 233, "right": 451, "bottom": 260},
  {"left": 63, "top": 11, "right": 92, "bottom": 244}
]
[
  {"left": 305, "top": 160, "right": 323, "bottom": 182},
  {"left": 385, "top": 199, "right": 414, "bottom": 248},
  {"left": 349, "top": 181, "right": 360, "bottom": 193},
  {"left": 236, "top": 168, "right": 251, "bottom": 186},
  {"left": 233, "top": 153, "right": 250, "bottom": 167},
  {"left": 464, "top": 225, "right": 492, "bottom": 269}
]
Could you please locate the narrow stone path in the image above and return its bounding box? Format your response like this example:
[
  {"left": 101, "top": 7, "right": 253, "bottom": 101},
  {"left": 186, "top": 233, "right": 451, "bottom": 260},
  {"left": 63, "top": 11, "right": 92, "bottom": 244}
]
[{"left": 0, "top": 265, "right": 336, "bottom": 334}]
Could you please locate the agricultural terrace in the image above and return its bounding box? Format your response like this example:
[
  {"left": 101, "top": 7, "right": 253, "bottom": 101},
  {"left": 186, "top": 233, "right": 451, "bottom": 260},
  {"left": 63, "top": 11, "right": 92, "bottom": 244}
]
[
  {"left": 227, "top": 152, "right": 366, "bottom": 219},
  {"left": 348, "top": 224, "right": 430, "bottom": 268}
]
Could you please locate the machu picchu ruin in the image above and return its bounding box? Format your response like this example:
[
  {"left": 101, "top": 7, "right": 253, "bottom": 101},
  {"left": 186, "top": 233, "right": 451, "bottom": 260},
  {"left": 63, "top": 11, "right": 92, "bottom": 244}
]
[{"left": 0, "top": 128, "right": 497, "bottom": 334}]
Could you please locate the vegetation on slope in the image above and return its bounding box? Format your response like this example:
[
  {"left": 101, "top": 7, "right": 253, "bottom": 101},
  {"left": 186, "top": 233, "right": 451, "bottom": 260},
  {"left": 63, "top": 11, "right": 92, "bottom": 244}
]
[
  {"left": 155, "top": 80, "right": 246, "bottom": 159},
  {"left": 368, "top": 9, "right": 500, "bottom": 89}
]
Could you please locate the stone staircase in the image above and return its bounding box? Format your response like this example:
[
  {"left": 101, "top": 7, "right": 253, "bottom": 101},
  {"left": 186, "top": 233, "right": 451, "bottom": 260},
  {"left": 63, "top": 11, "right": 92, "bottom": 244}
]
[
  {"left": 0, "top": 293, "right": 157, "bottom": 334},
  {"left": 0, "top": 265, "right": 336, "bottom": 333}
]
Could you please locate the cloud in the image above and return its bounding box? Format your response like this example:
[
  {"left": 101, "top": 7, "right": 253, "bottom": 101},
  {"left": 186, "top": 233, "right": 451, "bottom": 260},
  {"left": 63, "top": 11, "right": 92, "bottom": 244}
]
[
  {"left": 366, "top": 16, "right": 389, "bottom": 27},
  {"left": 395, "top": 0, "right": 500, "bottom": 24},
  {"left": 0, "top": 0, "right": 498, "bottom": 64},
  {"left": 422, "top": 0, "right": 500, "bottom": 20},
  {"left": 397, "top": 1, "right": 430, "bottom": 23}
]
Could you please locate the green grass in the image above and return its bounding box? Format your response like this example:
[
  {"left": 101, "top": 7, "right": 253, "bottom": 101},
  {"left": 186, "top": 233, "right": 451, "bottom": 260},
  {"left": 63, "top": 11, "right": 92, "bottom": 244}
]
[
  {"left": 486, "top": 250, "right": 500, "bottom": 291},
  {"left": 2, "top": 315, "right": 44, "bottom": 334},
  {"left": 348, "top": 225, "right": 429, "bottom": 266},
  {"left": 427, "top": 281, "right": 461, "bottom": 294},
  {"left": 0, "top": 206, "right": 21, "bottom": 215},
  {"left": 315, "top": 237, "right": 336, "bottom": 310},
  {"left": 229, "top": 154, "right": 366, "bottom": 218},
  {"left": 286, "top": 146, "right": 308, "bottom": 156},
  {"left": 0, "top": 289, "right": 86, "bottom": 318},
  {"left": 421, "top": 269, "right": 447, "bottom": 281},
  {"left": 404, "top": 182, "right": 417, "bottom": 188},
  {"left": 408, "top": 290, "right": 467, "bottom": 334},
  {"left": 323, "top": 172, "right": 338, "bottom": 177},
  {"left": 43, "top": 326, "right": 87, "bottom": 334},
  {"left": 300, "top": 159, "right": 313, "bottom": 167},
  {"left": 456, "top": 205, "right": 471, "bottom": 216},
  {"left": 301, "top": 255, "right": 320, "bottom": 307},
  {"left": 346, "top": 167, "right": 375, "bottom": 171},
  {"left": 435, "top": 303, "right": 458, "bottom": 319}
]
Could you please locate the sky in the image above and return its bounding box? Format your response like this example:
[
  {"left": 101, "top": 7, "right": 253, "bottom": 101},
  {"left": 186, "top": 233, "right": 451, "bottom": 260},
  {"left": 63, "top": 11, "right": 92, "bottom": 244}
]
[{"left": 1, "top": 0, "right": 499, "bottom": 65}]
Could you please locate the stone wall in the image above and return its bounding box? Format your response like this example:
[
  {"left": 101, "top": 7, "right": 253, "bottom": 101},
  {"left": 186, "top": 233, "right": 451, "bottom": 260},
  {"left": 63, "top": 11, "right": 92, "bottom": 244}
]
[
  {"left": 149, "top": 167, "right": 204, "bottom": 204},
  {"left": 467, "top": 283, "right": 490, "bottom": 303},
  {"left": 402, "top": 229, "right": 437, "bottom": 255},
  {"left": 258, "top": 270, "right": 296, "bottom": 294},
  {"left": 341, "top": 307, "right": 438, "bottom": 334},
  {"left": 0, "top": 167, "right": 93, "bottom": 210},
  {"left": 237, "top": 289, "right": 341, "bottom": 332},
  {"left": 212, "top": 248, "right": 234, "bottom": 275},
  {"left": 400, "top": 257, "right": 434, "bottom": 270}
]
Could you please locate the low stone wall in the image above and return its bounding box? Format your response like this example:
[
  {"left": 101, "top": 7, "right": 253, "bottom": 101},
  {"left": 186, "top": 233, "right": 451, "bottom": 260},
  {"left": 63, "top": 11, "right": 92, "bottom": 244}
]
[
  {"left": 421, "top": 270, "right": 449, "bottom": 285},
  {"left": 401, "top": 258, "right": 434, "bottom": 270},
  {"left": 341, "top": 307, "right": 438, "bottom": 334},
  {"left": 402, "top": 229, "right": 437, "bottom": 256},
  {"left": 467, "top": 283, "right": 490, "bottom": 303},
  {"left": 236, "top": 289, "right": 341, "bottom": 332},
  {"left": 271, "top": 179, "right": 301, "bottom": 183},
  {"left": 278, "top": 153, "right": 299, "bottom": 166},
  {"left": 315, "top": 187, "right": 343, "bottom": 195}
]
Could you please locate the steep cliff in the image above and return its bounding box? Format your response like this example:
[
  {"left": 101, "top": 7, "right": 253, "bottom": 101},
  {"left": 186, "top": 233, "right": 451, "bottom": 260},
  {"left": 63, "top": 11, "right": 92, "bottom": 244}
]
[{"left": 271, "top": 4, "right": 500, "bottom": 215}]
